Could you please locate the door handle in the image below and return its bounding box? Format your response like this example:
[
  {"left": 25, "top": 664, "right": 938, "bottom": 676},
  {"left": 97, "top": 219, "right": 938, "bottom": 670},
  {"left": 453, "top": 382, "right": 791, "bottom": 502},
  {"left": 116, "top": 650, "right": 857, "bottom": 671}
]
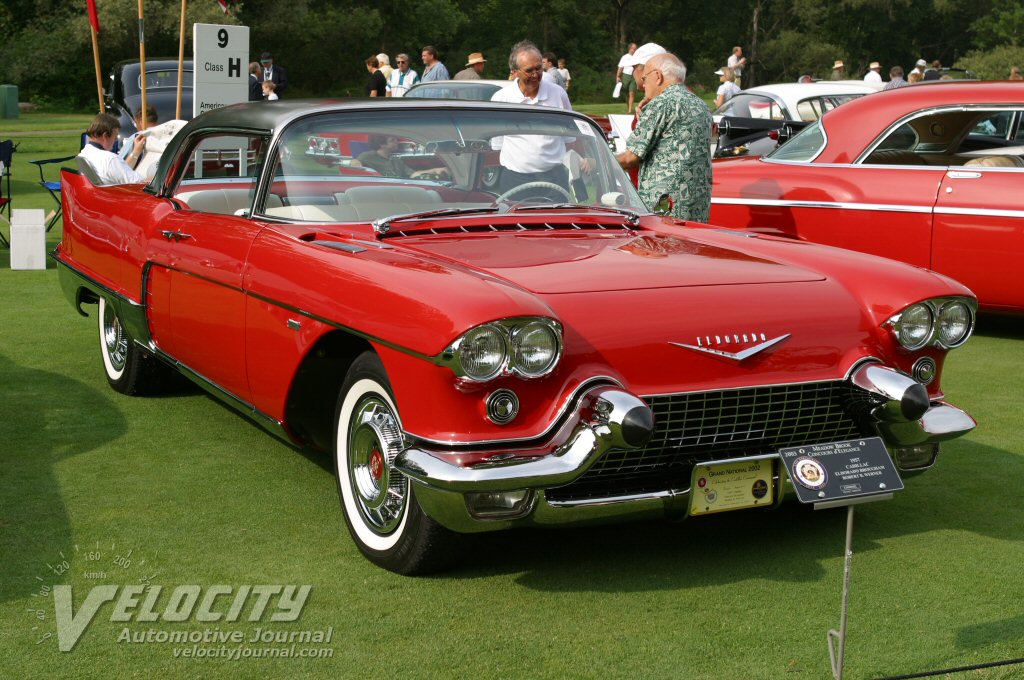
[
  {"left": 161, "top": 230, "right": 193, "bottom": 241},
  {"left": 946, "top": 171, "right": 982, "bottom": 179}
]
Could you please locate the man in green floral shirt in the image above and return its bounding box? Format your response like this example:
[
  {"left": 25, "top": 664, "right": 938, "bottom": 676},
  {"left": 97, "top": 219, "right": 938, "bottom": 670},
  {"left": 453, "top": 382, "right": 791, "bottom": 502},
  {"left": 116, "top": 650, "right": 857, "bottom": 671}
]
[{"left": 616, "top": 52, "right": 713, "bottom": 222}]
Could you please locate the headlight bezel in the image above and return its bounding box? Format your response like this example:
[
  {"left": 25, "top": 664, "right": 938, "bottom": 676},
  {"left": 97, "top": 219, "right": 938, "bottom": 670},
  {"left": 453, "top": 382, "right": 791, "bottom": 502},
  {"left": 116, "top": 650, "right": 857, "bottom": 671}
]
[
  {"left": 441, "top": 317, "right": 563, "bottom": 382},
  {"left": 887, "top": 296, "right": 976, "bottom": 351}
]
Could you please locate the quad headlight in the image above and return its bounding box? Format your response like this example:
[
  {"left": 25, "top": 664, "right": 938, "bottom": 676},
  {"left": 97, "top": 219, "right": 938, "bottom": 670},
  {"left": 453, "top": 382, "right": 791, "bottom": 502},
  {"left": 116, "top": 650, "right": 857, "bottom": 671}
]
[
  {"left": 888, "top": 297, "right": 976, "bottom": 351},
  {"left": 443, "top": 318, "right": 562, "bottom": 381}
]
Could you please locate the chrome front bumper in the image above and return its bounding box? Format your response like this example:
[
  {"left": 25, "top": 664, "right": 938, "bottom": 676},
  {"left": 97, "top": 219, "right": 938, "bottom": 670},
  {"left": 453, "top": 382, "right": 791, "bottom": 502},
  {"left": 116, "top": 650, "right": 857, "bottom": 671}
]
[{"left": 396, "top": 365, "right": 975, "bottom": 533}]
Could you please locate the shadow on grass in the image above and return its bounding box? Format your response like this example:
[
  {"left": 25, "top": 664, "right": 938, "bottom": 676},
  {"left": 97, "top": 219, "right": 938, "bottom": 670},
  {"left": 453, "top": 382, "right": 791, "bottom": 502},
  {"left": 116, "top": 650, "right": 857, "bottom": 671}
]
[
  {"left": 957, "top": 613, "right": 1024, "bottom": 650},
  {"left": 974, "top": 314, "right": 1024, "bottom": 341},
  {"left": 434, "top": 438, "right": 1022, "bottom": 591},
  {"left": 0, "top": 352, "right": 127, "bottom": 603}
]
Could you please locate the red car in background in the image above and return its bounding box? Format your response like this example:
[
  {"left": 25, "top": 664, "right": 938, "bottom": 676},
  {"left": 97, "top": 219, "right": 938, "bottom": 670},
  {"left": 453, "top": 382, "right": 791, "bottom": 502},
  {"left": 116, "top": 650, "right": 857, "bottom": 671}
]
[{"left": 710, "top": 82, "right": 1024, "bottom": 314}]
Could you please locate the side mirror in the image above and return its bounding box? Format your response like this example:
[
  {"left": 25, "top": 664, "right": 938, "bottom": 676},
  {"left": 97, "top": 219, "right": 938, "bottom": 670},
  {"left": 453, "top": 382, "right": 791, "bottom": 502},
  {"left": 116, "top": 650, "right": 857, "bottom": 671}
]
[{"left": 653, "top": 193, "right": 674, "bottom": 216}]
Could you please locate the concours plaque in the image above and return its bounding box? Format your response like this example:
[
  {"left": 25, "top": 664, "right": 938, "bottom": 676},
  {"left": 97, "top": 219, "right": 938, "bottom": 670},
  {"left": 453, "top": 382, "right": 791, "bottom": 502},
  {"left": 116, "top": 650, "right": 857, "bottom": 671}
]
[
  {"left": 689, "top": 458, "right": 774, "bottom": 516},
  {"left": 779, "top": 437, "right": 903, "bottom": 507}
]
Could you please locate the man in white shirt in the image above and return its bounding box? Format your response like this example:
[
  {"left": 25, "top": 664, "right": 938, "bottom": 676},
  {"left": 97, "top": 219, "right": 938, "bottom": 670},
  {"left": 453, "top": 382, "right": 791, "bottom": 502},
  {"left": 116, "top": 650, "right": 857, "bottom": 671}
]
[
  {"left": 616, "top": 43, "right": 638, "bottom": 113},
  {"left": 386, "top": 54, "right": 419, "bottom": 97},
  {"left": 491, "top": 41, "right": 574, "bottom": 199},
  {"left": 727, "top": 46, "right": 746, "bottom": 87},
  {"left": 78, "top": 113, "right": 146, "bottom": 185},
  {"left": 864, "top": 61, "right": 883, "bottom": 83}
]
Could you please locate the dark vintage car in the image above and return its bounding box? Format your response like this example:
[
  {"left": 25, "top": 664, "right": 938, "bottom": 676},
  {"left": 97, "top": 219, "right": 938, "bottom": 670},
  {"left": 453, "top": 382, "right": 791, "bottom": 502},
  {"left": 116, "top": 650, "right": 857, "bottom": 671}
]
[
  {"left": 107, "top": 59, "right": 194, "bottom": 143},
  {"left": 711, "top": 81, "right": 1024, "bottom": 314},
  {"left": 57, "top": 99, "right": 977, "bottom": 574}
]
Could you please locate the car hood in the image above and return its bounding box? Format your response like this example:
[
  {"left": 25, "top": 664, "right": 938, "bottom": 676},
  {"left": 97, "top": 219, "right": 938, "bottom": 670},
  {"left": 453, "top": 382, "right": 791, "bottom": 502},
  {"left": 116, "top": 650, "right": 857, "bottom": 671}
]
[{"left": 399, "top": 230, "right": 824, "bottom": 294}]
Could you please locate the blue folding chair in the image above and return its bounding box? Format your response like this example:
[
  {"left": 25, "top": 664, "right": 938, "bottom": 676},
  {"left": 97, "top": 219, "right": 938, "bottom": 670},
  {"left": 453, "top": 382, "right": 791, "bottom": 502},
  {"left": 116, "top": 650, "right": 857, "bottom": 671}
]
[{"left": 30, "top": 154, "right": 77, "bottom": 232}]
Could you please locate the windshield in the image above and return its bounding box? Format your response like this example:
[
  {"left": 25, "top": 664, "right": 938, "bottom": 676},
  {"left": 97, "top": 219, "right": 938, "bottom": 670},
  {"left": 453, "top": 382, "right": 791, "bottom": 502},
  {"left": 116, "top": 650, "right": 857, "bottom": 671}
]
[
  {"left": 262, "top": 107, "right": 646, "bottom": 222},
  {"left": 714, "top": 93, "right": 788, "bottom": 120},
  {"left": 766, "top": 120, "right": 826, "bottom": 161}
]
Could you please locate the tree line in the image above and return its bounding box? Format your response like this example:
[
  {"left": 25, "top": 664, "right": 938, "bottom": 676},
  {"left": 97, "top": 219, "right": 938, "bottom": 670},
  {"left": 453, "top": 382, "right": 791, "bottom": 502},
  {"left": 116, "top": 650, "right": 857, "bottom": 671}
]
[{"left": 1, "top": 0, "right": 1022, "bottom": 110}]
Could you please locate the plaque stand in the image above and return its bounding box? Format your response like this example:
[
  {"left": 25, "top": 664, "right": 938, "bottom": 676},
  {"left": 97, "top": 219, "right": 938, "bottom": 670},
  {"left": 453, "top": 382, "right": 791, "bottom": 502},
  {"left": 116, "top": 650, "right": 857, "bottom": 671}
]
[{"left": 826, "top": 505, "right": 855, "bottom": 680}]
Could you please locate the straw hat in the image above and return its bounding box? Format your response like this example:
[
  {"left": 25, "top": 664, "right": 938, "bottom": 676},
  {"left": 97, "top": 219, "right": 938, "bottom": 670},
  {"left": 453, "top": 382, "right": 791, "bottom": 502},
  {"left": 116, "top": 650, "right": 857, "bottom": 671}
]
[
  {"left": 833, "top": 60, "right": 844, "bottom": 69},
  {"left": 466, "top": 52, "right": 486, "bottom": 66},
  {"left": 869, "top": 61, "right": 880, "bottom": 69}
]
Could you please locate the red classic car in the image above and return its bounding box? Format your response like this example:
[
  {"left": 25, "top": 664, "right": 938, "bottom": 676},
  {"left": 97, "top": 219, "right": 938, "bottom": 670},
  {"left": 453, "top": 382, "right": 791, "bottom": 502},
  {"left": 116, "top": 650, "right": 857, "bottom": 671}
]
[
  {"left": 57, "top": 100, "right": 977, "bottom": 574},
  {"left": 710, "top": 81, "right": 1024, "bottom": 314}
]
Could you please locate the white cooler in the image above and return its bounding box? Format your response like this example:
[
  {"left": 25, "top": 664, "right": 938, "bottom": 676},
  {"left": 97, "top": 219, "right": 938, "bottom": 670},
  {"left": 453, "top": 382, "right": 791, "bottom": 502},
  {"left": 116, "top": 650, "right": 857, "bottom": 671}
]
[{"left": 10, "top": 208, "right": 46, "bottom": 270}]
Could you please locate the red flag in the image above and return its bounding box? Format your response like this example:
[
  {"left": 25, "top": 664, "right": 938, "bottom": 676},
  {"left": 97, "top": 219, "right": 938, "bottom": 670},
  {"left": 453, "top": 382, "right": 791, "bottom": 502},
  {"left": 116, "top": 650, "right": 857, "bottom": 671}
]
[
  {"left": 217, "top": 0, "right": 231, "bottom": 13},
  {"left": 87, "top": 0, "right": 100, "bottom": 33}
]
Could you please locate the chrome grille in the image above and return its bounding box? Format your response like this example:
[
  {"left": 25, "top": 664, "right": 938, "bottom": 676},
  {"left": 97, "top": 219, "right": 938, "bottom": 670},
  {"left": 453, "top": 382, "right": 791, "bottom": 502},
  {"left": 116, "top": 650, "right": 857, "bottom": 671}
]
[{"left": 546, "top": 381, "right": 877, "bottom": 502}]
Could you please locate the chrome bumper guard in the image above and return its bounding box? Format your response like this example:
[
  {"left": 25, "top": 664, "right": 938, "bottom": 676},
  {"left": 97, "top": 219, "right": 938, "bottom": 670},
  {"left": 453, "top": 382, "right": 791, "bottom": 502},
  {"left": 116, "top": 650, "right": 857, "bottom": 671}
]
[
  {"left": 849, "top": 363, "right": 976, "bottom": 447},
  {"left": 395, "top": 386, "right": 654, "bottom": 493}
]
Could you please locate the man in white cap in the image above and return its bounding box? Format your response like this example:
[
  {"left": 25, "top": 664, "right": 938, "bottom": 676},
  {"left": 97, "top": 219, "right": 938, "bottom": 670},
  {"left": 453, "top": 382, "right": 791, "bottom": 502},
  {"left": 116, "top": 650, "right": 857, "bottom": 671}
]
[
  {"left": 616, "top": 51, "right": 713, "bottom": 222},
  {"left": 864, "top": 61, "right": 882, "bottom": 83},
  {"left": 910, "top": 58, "right": 927, "bottom": 78}
]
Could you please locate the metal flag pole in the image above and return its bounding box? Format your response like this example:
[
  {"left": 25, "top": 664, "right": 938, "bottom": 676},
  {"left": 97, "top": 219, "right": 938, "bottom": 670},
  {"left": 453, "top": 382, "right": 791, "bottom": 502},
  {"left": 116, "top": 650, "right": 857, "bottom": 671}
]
[
  {"left": 137, "top": 0, "right": 147, "bottom": 131},
  {"left": 176, "top": 0, "right": 187, "bottom": 120},
  {"left": 827, "top": 505, "right": 855, "bottom": 680}
]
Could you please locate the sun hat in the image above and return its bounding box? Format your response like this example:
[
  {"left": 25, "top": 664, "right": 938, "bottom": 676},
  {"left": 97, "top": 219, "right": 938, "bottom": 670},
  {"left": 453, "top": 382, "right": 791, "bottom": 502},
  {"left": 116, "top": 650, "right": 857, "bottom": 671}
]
[
  {"left": 869, "top": 61, "right": 880, "bottom": 69},
  {"left": 466, "top": 52, "right": 486, "bottom": 66},
  {"left": 833, "top": 60, "right": 844, "bottom": 69}
]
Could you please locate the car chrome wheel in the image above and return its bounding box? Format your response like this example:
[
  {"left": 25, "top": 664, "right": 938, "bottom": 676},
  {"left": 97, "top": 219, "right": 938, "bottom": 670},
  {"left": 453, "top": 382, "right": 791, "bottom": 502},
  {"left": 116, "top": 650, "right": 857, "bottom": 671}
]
[
  {"left": 347, "top": 396, "right": 408, "bottom": 535},
  {"left": 334, "top": 351, "right": 459, "bottom": 574},
  {"left": 102, "top": 300, "right": 129, "bottom": 375}
]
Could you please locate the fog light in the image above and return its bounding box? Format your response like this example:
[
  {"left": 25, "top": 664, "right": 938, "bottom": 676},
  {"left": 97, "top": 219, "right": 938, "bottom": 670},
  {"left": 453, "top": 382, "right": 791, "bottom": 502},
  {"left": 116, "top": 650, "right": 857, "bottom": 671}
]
[
  {"left": 891, "top": 444, "right": 939, "bottom": 470},
  {"left": 465, "top": 490, "right": 535, "bottom": 519},
  {"left": 486, "top": 389, "right": 519, "bottom": 425},
  {"left": 912, "top": 357, "right": 936, "bottom": 385}
]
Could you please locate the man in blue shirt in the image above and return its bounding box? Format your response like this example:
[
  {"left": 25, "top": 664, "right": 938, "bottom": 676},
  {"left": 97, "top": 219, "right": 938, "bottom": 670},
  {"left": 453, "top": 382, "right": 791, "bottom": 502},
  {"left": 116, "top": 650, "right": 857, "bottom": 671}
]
[{"left": 420, "top": 46, "right": 450, "bottom": 82}]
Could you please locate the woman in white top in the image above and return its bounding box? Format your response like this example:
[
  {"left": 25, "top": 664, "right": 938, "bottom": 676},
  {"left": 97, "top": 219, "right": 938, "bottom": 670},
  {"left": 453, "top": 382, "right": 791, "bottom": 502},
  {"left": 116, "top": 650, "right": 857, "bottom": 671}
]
[{"left": 714, "top": 67, "right": 741, "bottom": 108}]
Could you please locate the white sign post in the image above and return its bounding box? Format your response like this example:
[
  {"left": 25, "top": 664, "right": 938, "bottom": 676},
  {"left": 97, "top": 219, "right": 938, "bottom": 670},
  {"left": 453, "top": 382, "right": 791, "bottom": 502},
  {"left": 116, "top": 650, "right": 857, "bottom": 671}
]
[{"left": 192, "top": 23, "right": 249, "bottom": 118}]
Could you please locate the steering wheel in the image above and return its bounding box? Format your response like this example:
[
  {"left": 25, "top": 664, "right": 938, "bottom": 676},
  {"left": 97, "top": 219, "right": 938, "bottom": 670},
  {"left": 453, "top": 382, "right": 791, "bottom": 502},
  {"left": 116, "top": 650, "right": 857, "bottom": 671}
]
[{"left": 495, "top": 181, "right": 572, "bottom": 205}]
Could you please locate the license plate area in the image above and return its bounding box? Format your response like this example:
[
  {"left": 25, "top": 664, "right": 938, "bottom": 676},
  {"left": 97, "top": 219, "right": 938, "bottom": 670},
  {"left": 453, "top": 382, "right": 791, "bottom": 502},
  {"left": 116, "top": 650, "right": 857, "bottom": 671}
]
[{"left": 689, "top": 458, "right": 775, "bottom": 516}]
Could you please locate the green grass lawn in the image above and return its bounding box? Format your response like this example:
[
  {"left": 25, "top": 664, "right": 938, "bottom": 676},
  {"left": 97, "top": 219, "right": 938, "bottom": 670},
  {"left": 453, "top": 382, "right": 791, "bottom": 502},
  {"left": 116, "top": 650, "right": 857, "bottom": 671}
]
[{"left": 2, "top": 114, "right": 1023, "bottom": 680}]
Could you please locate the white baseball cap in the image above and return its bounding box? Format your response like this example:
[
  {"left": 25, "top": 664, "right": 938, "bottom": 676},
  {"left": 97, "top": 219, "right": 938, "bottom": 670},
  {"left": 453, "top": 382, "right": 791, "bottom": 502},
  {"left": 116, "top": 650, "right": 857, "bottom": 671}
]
[
  {"left": 916, "top": 58, "right": 927, "bottom": 67},
  {"left": 625, "top": 42, "right": 667, "bottom": 67}
]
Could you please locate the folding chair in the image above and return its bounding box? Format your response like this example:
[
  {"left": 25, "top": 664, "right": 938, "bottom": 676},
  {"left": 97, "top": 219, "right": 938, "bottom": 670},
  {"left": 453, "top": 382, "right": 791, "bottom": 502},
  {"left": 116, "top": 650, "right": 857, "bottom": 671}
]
[
  {"left": 0, "top": 139, "right": 17, "bottom": 247},
  {"left": 30, "top": 154, "right": 76, "bottom": 232}
]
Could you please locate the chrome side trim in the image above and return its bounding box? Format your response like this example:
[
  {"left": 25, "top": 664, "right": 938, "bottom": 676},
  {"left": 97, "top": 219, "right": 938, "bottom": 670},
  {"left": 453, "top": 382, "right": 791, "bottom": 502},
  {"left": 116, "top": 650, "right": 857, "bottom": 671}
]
[
  {"left": 710, "top": 196, "right": 932, "bottom": 214},
  {"left": 760, "top": 158, "right": 946, "bottom": 171},
  {"left": 934, "top": 206, "right": 1024, "bottom": 219}
]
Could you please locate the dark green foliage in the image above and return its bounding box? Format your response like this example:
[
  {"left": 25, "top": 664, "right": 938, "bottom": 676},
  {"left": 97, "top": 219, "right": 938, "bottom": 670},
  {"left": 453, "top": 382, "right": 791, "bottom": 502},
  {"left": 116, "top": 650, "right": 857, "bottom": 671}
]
[{"left": 0, "top": 0, "right": 1016, "bottom": 108}]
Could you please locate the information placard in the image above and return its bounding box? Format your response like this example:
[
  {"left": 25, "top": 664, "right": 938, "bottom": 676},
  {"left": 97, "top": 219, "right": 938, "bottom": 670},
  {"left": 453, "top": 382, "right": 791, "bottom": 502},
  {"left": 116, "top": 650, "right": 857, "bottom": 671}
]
[
  {"left": 193, "top": 23, "right": 250, "bottom": 118},
  {"left": 779, "top": 437, "right": 903, "bottom": 506}
]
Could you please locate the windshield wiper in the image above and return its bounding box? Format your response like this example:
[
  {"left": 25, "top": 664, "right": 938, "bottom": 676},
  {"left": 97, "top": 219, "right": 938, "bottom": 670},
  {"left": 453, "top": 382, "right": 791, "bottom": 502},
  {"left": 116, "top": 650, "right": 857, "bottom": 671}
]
[
  {"left": 509, "top": 203, "right": 642, "bottom": 227},
  {"left": 372, "top": 206, "right": 501, "bottom": 234}
]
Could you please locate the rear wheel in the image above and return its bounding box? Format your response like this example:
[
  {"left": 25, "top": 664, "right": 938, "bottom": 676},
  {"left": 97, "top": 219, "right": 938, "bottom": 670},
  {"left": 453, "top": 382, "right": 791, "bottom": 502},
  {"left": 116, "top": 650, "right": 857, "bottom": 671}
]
[
  {"left": 98, "top": 297, "right": 167, "bottom": 395},
  {"left": 334, "top": 351, "right": 457, "bottom": 574}
]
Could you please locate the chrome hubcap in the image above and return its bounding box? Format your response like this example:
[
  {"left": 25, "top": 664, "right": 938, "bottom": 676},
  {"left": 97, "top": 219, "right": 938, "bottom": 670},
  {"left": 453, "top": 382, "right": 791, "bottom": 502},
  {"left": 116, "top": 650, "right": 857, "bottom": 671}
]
[
  {"left": 348, "top": 397, "right": 407, "bottom": 535},
  {"left": 103, "top": 303, "right": 128, "bottom": 372}
]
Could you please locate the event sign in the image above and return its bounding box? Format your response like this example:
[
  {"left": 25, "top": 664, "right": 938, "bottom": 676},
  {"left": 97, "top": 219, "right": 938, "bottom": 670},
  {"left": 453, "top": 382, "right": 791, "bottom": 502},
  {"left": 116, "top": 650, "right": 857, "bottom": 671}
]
[
  {"left": 779, "top": 437, "right": 903, "bottom": 506},
  {"left": 192, "top": 23, "right": 249, "bottom": 117}
]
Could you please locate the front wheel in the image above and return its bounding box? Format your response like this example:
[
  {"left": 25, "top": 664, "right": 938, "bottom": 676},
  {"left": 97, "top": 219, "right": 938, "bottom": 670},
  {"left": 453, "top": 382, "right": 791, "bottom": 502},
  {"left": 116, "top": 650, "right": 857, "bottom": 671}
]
[
  {"left": 334, "top": 352, "right": 457, "bottom": 574},
  {"left": 98, "top": 297, "right": 167, "bottom": 395}
]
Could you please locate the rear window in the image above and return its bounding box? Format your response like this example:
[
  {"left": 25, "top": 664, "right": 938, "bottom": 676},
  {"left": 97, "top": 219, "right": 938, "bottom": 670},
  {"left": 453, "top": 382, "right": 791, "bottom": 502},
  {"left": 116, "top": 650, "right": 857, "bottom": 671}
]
[{"left": 766, "top": 121, "right": 826, "bottom": 162}]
